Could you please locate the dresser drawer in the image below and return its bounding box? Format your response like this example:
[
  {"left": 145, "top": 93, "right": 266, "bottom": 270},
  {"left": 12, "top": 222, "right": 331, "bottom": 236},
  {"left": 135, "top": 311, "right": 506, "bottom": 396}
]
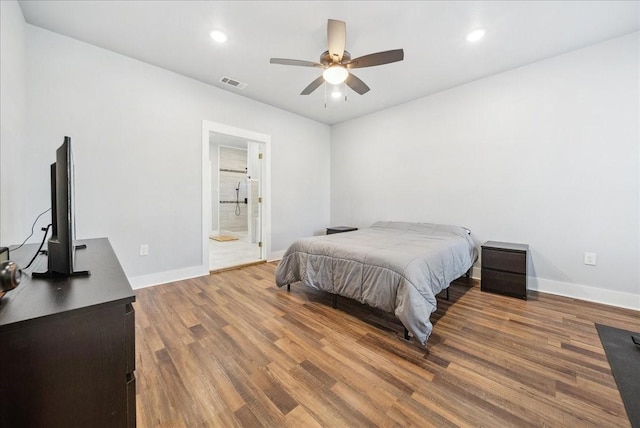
[
  {"left": 126, "top": 373, "right": 136, "bottom": 428},
  {"left": 481, "top": 269, "right": 527, "bottom": 299},
  {"left": 125, "top": 303, "right": 135, "bottom": 374},
  {"left": 482, "top": 248, "right": 526, "bottom": 274}
]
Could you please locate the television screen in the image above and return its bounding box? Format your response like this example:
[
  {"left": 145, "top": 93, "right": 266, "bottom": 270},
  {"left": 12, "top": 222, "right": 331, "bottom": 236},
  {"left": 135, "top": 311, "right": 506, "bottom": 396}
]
[{"left": 33, "top": 137, "right": 89, "bottom": 278}]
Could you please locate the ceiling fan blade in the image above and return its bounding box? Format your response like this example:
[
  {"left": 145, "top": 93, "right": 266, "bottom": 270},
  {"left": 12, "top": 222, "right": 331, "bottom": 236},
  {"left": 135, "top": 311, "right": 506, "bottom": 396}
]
[
  {"left": 327, "top": 19, "right": 346, "bottom": 63},
  {"left": 345, "top": 73, "right": 370, "bottom": 95},
  {"left": 345, "top": 49, "right": 404, "bottom": 69},
  {"left": 270, "top": 58, "right": 323, "bottom": 68},
  {"left": 300, "top": 75, "right": 326, "bottom": 95}
]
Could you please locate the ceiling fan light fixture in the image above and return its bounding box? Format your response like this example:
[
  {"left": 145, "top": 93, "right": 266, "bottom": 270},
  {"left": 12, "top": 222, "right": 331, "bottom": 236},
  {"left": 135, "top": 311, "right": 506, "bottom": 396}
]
[
  {"left": 210, "top": 30, "right": 227, "bottom": 43},
  {"left": 466, "top": 28, "right": 486, "bottom": 43},
  {"left": 323, "top": 65, "right": 348, "bottom": 85}
]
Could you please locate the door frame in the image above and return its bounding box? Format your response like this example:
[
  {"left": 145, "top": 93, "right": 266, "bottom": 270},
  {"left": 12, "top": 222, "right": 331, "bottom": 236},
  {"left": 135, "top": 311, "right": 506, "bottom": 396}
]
[{"left": 201, "top": 120, "right": 271, "bottom": 268}]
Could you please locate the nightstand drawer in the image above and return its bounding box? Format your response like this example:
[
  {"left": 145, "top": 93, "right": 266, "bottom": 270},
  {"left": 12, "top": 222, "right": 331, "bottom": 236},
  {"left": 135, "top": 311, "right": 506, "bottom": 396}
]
[
  {"left": 482, "top": 248, "right": 526, "bottom": 274},
  {"left": 481, "top": 269, "right": 527, "bottom": 299}
]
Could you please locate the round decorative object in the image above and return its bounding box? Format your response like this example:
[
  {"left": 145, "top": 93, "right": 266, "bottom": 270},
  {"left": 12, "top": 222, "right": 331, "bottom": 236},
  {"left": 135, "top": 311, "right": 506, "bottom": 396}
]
[{"left": 0, "top": 260, "right": 22, "bottom": 293}]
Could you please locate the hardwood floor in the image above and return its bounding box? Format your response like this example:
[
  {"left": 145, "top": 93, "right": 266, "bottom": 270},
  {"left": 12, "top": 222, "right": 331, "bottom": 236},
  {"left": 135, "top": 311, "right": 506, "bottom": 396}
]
[{"left": 134, "top": 262, "right": 638, "bottom": 427}]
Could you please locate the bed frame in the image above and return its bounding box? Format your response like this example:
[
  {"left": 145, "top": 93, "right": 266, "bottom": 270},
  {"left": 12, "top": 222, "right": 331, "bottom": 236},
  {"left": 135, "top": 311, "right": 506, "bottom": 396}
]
[{"left": 285, "top": 268, "right": 472, "bottom": 341}]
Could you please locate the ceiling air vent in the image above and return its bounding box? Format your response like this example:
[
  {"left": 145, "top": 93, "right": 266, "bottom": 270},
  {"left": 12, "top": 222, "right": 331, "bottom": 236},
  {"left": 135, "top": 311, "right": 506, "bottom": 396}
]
[{"left": 219, "top": 76, "right": 247, "bottom": 90}]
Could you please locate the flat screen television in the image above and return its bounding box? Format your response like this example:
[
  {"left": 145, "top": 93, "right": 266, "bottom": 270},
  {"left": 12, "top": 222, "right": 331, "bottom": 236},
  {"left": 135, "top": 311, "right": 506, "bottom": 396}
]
[{"left": 33, "top": 136, "right": 90, "bottom": 278}]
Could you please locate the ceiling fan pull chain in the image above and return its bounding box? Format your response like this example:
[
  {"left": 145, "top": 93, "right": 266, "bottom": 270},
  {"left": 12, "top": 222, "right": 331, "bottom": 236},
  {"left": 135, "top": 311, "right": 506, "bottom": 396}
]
[{"left": 324, "top": 82, "right": 328, "bottom": 108}]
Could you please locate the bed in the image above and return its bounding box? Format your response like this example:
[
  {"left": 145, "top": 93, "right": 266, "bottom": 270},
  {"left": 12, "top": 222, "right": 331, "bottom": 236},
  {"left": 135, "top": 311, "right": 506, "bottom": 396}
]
[{"left": 275, "top": 221, "right": 478, "bottom": 345}]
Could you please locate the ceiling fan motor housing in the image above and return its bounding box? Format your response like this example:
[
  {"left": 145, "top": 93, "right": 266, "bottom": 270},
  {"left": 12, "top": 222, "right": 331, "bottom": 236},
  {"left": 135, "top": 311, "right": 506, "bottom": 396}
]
[{"left": 320, "top": 50, "right": 351, "bottom": 65}]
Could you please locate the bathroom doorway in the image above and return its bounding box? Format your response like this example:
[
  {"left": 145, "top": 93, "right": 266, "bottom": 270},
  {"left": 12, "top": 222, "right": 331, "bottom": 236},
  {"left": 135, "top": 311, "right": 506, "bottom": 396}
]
[
  {"left": 210, "top": 140, "right": 263, "bottom": 270},
  {"left": 201, "top": 121, "right": 270, "bottom": 272}
]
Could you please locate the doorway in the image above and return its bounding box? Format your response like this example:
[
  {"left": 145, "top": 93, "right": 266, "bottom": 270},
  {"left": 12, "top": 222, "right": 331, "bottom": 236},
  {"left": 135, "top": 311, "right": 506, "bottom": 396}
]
[{"left": 201, "top": 121, "right": 270, "bottom": 272}]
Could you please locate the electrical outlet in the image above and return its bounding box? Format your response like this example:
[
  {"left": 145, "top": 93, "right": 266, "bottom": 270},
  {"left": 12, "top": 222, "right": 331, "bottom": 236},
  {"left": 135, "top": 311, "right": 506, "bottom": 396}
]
[
  {"left": 140, "top": 244, "right": 149, "bottom": 256},
  {"left": 584, "top": 252, "right": 596, "bottom": 266}
]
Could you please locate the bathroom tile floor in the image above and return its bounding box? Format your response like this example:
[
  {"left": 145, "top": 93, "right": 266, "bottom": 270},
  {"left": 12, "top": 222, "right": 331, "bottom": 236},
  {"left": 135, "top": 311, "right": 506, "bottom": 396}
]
[{"left": 209, "top": 231, "right": 262, "bottom": 271}]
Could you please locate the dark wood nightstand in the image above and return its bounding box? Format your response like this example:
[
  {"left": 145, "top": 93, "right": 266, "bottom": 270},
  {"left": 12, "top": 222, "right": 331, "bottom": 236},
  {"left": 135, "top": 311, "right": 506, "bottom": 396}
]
[
  {"left": 326, "top": 226, "right": 358, "bottom": 235},
  {"left": 481, "top": 241, "right": 528, "bottom": 300}
]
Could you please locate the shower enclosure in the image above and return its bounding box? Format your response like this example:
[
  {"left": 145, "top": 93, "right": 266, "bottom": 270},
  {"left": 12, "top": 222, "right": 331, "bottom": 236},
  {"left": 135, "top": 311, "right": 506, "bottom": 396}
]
[
  {"left": 218, "top": 177, "right": 260, "bottom": 243},
  {"left": 218, "top": 146, "right": 248, "bottom": 234}
]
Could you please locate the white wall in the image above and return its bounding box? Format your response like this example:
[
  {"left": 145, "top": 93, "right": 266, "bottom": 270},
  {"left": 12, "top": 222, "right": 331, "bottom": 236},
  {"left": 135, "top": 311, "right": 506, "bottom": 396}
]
[
  {"left": 0, "top": 1, "right": 28, "bottom": 244},
  {"left": 5, "top": 24, "right": 330, "bottom": 286},
  {"left": 331, "top": 33, "right": 639, "bottom": 309}
]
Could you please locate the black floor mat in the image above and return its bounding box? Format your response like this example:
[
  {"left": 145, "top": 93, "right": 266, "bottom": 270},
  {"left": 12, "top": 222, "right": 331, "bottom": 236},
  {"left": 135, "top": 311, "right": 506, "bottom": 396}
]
[{"left": 596, "top": 323, "right": 640, "bottom": 428}]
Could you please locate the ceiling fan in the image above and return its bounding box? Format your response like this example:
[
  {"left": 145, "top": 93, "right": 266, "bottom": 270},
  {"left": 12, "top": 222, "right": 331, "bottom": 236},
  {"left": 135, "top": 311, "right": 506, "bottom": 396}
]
[{"left": 270, "top": 19, "right": 404, "bottom": 96}]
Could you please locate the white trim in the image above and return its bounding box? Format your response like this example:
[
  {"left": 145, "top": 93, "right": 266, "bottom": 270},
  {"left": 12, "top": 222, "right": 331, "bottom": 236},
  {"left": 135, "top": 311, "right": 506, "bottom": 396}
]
[
  {"left": 470, "top": 267, "right": 639, "bottom": 310},
  {"left": 215, "top": 144, "right": 222, "bottom": 232},
  {"left": 202, "top": 120, "right": 271, "bottom": 272},
  {"left": 470, "top": 266, "right": 481, "bottom": 280},
  {"left": 528, "top": 276, "right": 640, "bottom": 311},
  {"left": 268, "top": 250, "right": 285, "bottom": 262},
  {"left": 129, "top": 265, "right": 209, "bottom": 290}
]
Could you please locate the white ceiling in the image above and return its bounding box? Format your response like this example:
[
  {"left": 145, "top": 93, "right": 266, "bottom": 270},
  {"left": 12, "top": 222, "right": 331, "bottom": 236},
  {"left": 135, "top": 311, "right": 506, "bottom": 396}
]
[{"left": 18, "top": 1, "right": 640, "bottom": 125}]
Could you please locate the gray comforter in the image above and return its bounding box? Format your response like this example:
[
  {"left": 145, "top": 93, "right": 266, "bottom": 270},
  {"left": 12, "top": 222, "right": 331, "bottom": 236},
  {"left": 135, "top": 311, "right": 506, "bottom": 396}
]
[{"left": 275, "top": 221, "right": 478, "bottom": 345}]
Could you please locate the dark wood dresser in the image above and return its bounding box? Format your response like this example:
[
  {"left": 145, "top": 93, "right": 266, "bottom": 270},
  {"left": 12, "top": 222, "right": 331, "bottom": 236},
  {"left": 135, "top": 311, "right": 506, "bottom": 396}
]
[
  {"left": 0, "top": 238, "right": 136, "bottom": 427},
  {"left": 481, "top": 241, "right": 529, "bottom": 300}
]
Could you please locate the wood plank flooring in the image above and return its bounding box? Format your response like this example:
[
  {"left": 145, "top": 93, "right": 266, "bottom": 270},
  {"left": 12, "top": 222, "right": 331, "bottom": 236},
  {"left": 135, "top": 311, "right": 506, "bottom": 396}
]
[{"left": 134, "top": 262, "right": 638, "bottom": 427}]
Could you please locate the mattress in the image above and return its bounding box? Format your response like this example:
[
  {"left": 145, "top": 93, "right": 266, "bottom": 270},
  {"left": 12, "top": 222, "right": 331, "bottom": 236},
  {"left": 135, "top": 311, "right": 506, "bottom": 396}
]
[{"left": 275, "top": 221, "right": 478, "bottom": 345}]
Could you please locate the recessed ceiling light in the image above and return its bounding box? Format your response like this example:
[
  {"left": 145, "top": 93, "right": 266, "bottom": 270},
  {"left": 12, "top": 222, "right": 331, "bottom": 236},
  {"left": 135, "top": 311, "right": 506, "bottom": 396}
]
[
  {"left": 210, "top": 30, "right": 227, "bottom": 43},
  {"left": 331, "top": 90, "right": 342, "bottom": 99},
  {"left": 466, "top": 28, "right": 486, "bottom": 43}
]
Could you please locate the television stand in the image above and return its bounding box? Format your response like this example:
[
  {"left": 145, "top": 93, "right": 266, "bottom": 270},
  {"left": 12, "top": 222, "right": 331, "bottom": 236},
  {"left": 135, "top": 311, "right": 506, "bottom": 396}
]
[
  {"left": 39, "top": 243, "right": 87, "bottom": 256},
  {"left": 31, "top": 269, "right": 90, "bottom": 278},
  {"left": 33, "top": 243, "right": 90, "bottom": 278}
]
